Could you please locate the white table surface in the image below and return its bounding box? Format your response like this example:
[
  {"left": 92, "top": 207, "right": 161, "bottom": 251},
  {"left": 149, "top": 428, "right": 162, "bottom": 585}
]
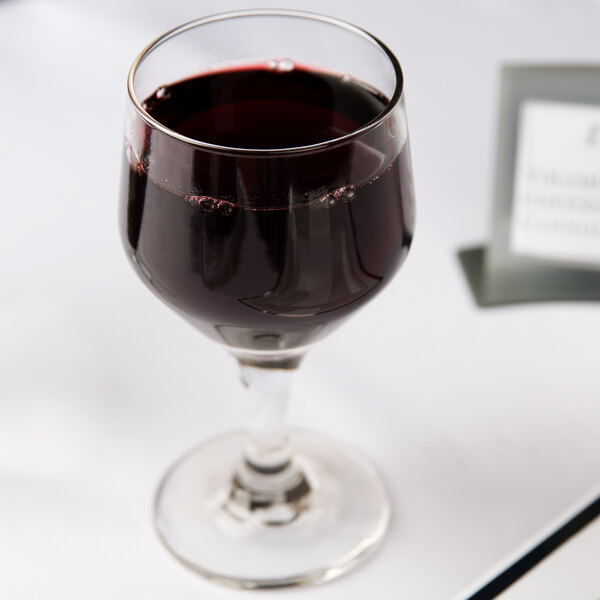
[{"left": 1, "top": 0, "right": 599, "bottom": 598}]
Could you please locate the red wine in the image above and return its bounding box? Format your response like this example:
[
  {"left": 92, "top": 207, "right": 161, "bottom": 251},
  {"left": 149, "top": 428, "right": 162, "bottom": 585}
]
[{"left": 121, "top": 64, "right": 414, "bottom": 351}]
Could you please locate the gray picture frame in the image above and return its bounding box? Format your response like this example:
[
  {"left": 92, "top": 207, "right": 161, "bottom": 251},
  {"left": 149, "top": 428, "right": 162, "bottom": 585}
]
[{"left": 460, "top": 65, "right": 600, "bottom": 306}]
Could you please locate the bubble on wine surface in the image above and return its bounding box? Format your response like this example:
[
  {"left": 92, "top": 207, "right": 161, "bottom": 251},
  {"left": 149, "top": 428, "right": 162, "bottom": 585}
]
[
  {"left": 156, "top": 86, "right": 171, "bottom": 100},
  {"left": 275, "top": 58, "right": 295, "bottom": 73},
  {"left": 318, "top": 186, "right": 357, "bottom": 208},
  {"left": 185, "top": 195, "right": 216, "bottom": 211},
  {"left": 320, "top": 193, "right": 337, "bottom": 207},
  {"left": 217, "top": 201, "right": 234, "bottom": 216},
  {"left": 200, "top": 199, "right": 217, "bottom": 213},
  {"left": 341, "top": 74, "right": 352, "bottom": 83},
  {"left": 337, "top": 186, "right": 356, "bottom": 201}
]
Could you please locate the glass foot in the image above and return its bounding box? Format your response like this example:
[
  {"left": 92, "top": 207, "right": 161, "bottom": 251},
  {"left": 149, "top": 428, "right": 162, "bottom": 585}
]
[{"left": 154, "top": 430, "right": 391, "bottom": 589}]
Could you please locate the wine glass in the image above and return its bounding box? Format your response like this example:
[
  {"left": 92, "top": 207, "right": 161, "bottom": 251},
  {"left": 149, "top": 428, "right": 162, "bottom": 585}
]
[{"left": 120, "top": 9, "right": 414, "bottom": 589}]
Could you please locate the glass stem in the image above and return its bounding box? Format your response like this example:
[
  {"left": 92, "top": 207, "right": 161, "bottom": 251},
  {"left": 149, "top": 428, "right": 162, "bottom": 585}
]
[
  {"left": 240, "top": 363, "right": 294, "bottom": 473},
  {"left": 227, "top": 356, "right": 312, "bottom": 524}
]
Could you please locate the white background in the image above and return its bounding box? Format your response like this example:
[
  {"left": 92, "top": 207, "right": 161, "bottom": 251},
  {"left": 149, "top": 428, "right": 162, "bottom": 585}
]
[{"left": 1, "top": 1, "right": 599, "bottom": 599}]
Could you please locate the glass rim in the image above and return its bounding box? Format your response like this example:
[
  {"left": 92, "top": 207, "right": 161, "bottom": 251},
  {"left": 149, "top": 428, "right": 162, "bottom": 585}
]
[{"left": 127, "top": 9, "right": 404, "bottom": 156}]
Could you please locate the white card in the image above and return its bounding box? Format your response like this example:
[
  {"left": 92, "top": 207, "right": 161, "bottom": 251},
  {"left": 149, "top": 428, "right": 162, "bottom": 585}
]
[{"left": 510, "top": 100, "right": 600, "bottom": 268}]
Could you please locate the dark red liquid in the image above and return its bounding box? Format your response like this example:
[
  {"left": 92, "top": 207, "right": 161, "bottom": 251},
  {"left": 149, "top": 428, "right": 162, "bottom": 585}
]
[{"left": 121, "top": 65, "right": 414, "bottom": 351}]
